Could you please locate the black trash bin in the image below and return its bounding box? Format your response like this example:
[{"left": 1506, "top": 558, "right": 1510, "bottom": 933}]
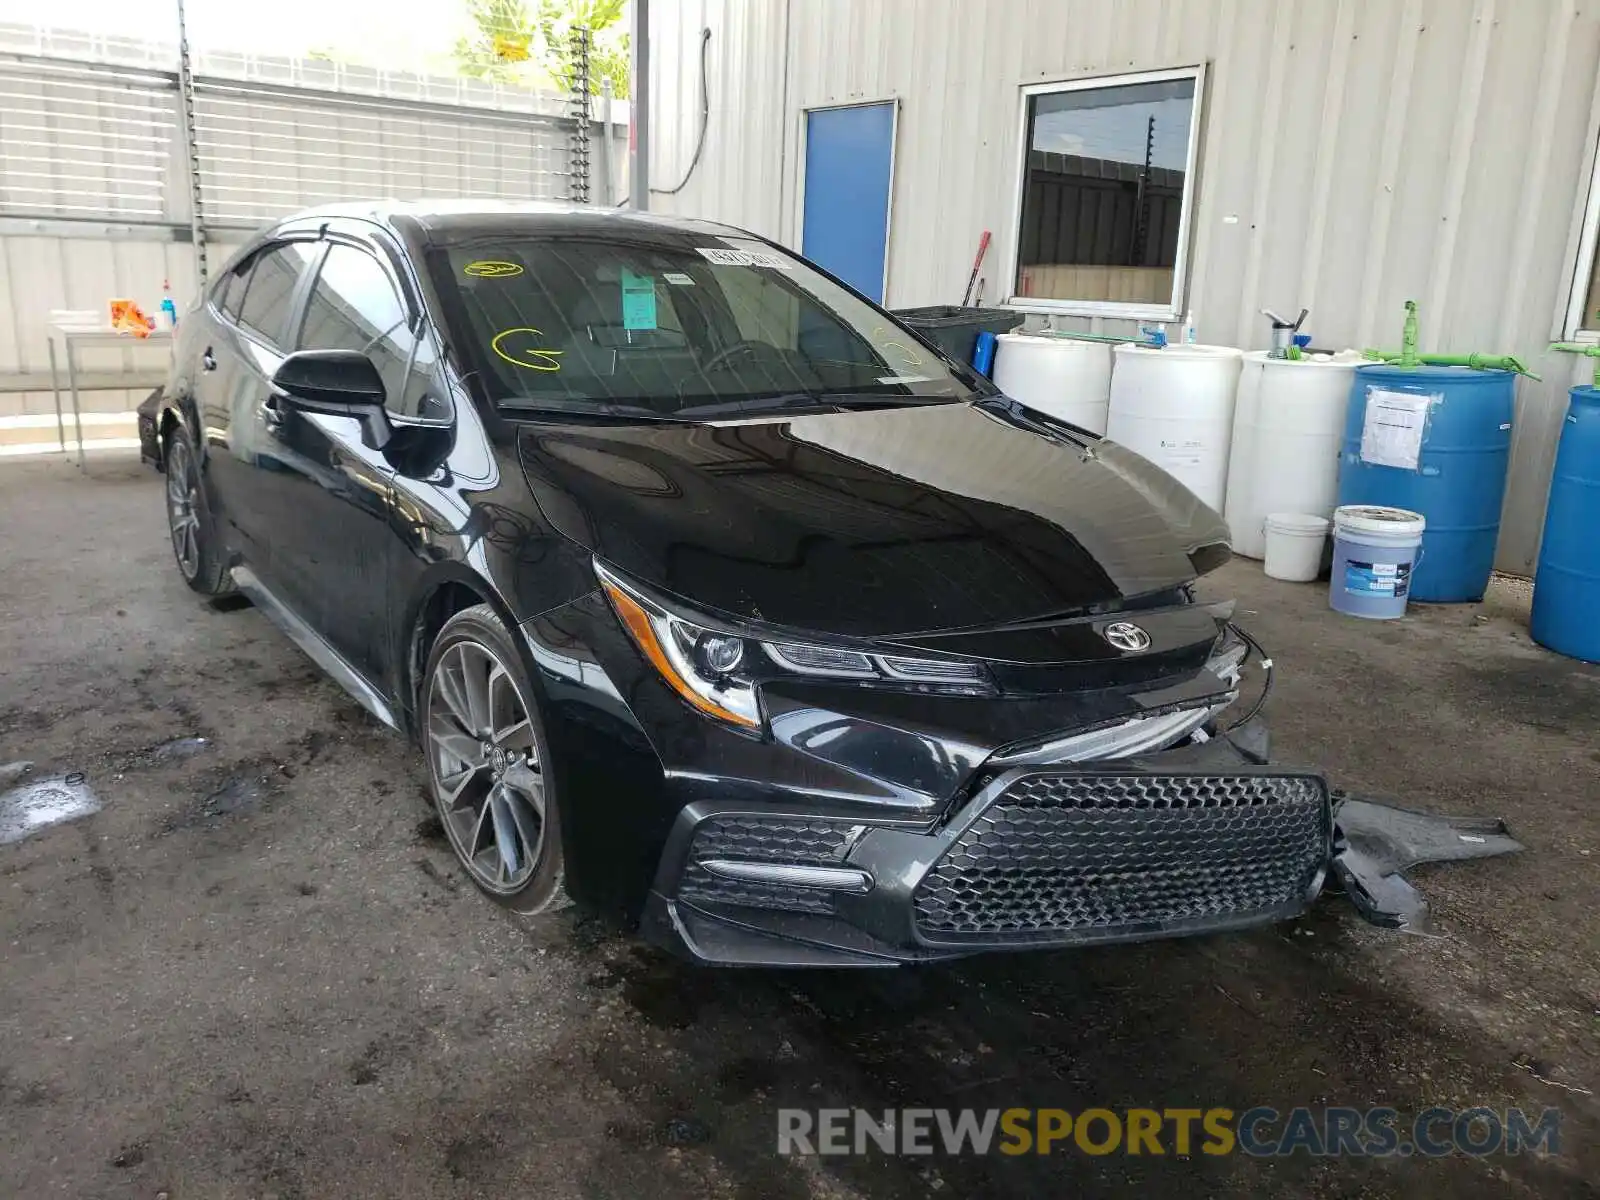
[{"left": 892, "top": 305, "right": 1025, "bottom": 367}]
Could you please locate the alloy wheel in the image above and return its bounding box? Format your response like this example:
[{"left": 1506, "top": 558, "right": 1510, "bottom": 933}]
[
  {"left": 165, "top": 438, "right": 201, "bottom": 580},
  {"left": 424, "top": 638, "right": 547, "bottom": 893}
]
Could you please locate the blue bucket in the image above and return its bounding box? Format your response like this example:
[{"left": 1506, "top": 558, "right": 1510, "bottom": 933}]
[{"left": 1329, "top": 505, "right": 1426, "bottom": 619}]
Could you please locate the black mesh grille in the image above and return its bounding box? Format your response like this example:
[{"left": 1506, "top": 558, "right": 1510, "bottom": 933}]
[
  {"left": 914, "top": 773, "right": 1328, "bottom": 940},
  {"left": 677, "top": 816, "right": 854, "bottom": 915}
]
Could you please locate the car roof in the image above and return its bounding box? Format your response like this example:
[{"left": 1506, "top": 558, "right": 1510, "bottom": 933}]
[{"left": 273, "top": 199, "right": 752, "bottom": 244}]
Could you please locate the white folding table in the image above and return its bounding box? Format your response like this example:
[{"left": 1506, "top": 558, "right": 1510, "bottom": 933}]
[{"left": 47, "top": 324, "right": 173, "bottom": 470}]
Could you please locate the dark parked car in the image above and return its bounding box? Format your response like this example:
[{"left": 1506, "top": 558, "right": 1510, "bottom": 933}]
[{"left": 151, "top": 201, "right": 1329, "bottom": 966}]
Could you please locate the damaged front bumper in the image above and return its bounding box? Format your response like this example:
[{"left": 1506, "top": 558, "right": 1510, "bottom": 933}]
[
  {"left": 641, "top": 727, "right": 1522, "bottom": 967},
  {"left": 642, "top": 728, "right": 1332, "bottom": 966}
]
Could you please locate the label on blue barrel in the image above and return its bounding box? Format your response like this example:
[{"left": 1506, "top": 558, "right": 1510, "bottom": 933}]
[
  {"left": 1345, "top": 560, "right": 1411, "bottom": 597},
  {"left": 1359, "top": 389, "right": 1434, "bottom": 470}
]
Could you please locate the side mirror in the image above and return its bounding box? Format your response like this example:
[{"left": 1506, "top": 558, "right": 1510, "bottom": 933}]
[{"left": 271, "top": 349, "right": 393, "bottom": 449}]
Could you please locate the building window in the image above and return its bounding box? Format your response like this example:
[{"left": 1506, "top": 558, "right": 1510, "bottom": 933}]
[
  {"left": 1010, "top": 67, "right": 1204, "bottom": 318},
  {"left": 1565, "top": 140, "right": 1600, "bottom": 339}
]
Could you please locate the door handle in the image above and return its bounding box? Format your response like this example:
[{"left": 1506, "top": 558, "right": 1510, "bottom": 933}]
[{"left": 201, "top": 347, "right": 217, "bottom": 372}]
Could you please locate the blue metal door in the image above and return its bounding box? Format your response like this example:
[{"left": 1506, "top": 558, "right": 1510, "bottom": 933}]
[{"left": 802, "top": 102, "right": 895, "bottom": 303}]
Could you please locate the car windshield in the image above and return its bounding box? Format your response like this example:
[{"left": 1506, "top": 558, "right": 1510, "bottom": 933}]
[{"left": 424, "top": 228, "right": 978, "bottom": 418}]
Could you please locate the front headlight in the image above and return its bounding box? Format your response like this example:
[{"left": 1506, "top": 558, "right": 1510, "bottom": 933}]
[
  {"left": 597, "top": 564, "right": 764, "bottom": 729},
  {"left": 595, "top": 562, "right": 993, "bottom": 731}
]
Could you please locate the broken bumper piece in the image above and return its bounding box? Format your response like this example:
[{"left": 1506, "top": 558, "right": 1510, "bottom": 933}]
[{"left": 1329, "top": 795, "right": 1524, "bottom": 932}]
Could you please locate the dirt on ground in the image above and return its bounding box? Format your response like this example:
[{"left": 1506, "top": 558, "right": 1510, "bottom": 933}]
[{"left": 0, "top": 454, "right": 1596, "bottom": 1199}]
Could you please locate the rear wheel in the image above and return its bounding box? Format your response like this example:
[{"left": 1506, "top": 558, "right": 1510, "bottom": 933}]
[
  {"left": 422, "top": 605, "right": 566, "bottom": 915},
  {"left": 163, "top": 425, "right": 232, "bottom": 596}
]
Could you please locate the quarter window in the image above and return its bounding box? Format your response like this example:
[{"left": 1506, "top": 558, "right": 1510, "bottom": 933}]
[
  {"left": 1012, "top": 68, "right": 1203, "bottom": 317},
  {"left": 297, "top": 243, "right": 443, "bottom": 419},
  {"left": 213, "top": 264, "right": 240, "bottom": 316},
  {"left": 219, "top": 258, "right": 251, "bottom": 320}
]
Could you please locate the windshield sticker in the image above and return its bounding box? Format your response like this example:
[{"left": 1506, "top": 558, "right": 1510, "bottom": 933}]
[
  {"left": 463, "top": 260, "right": 524, "bottom": 278},
  {"left": 620, "top": 269, "right": 659, "bottom": 330},
  {"left": 694, "top": 246, "right": 794, "bottom": 270},
  {"left": 876, "top": 374, "right": 937, "bottom": 385},
  {"left": 490, "top": 327, "right": 563, "bottom": 371},
  {"left": 663, "top": 272, "right": 695, "bottom": 285}
]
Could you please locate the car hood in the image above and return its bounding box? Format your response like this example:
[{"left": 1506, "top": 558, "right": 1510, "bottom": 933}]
[{"left": 515, "top": 400, "right": 1229, "bottom": 641}]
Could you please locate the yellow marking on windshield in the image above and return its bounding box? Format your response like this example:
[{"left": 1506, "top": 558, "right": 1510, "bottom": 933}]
[
  {"left": 491, "top": 327, "right": 564, "bottom": 371},
  {"left": 870, "top": 324, "right": 925, "bottom": 368},
  {"left": 883, "top": 339, "right": 924, "bottom": 367},
  {"left": 464, "top": 260, "right": 524, "bottom": 278}
]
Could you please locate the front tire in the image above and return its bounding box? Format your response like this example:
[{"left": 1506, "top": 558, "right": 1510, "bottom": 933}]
[
  {"left": 422, "top": 604, "right": 566, "bottom": 916},
  {"left": 163, "top": 424, "right": 232, "bottom": 597}
]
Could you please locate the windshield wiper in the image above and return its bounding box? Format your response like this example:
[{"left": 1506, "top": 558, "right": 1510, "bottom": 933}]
[
  {"left": 975, "top": 394, "right": 1096, "bottom": 447},
  {"left": 497, "top": 399, "right": 677, "bottom": 421},
  {"left": 674, "top": 392, "right": 952, "bottom": 419}
]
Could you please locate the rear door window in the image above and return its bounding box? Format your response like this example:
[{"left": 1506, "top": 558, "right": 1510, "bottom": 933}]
[{"left": 235, "top": 243, "right": 316, "bottom": 346}]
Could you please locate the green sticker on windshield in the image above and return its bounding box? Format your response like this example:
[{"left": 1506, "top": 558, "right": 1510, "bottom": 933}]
[{"left": 620, "top": 269, "right": 658, "bottom": 330}]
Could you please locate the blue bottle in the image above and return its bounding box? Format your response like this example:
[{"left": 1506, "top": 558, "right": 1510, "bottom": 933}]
[
  {"left": 971, "top": 331, "right": 997, "bottom": 376},
  {"left": 160, "top": 279, "right": 177, "bottom": 329}
]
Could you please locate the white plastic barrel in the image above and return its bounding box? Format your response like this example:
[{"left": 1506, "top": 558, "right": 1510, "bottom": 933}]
[
  {"left": 1223, "top": 352, "right": 1359, "bottom": 558},
  {"left": 992, "top": 334, "right": 1113, "bottom": 435},
  {"left": 1263, "top": 512, "right": 1330, "bottom": 582},
  {"left": 1105, "top": 343, "right": 1244, "bottom": 511}
]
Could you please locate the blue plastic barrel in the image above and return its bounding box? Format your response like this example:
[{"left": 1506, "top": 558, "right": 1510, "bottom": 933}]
[
  {"left": 1531, "top": 386, "right": 1600, "bottom": 662},
  {"left": 1336, "top": 365, "right": 1515, "bottom": 602}
]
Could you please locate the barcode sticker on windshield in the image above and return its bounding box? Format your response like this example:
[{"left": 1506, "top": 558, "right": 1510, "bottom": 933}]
[{"left": 695, "top": 246, "right": 794, "bottom": 269}]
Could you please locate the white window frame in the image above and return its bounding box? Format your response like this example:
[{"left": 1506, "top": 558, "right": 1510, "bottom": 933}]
[
  {"left": 1002, "top": 65, "right": 1206, "bottom": 321},
  {"left": 1559, "top": 101, "right": 1600, "bottom": 342}
]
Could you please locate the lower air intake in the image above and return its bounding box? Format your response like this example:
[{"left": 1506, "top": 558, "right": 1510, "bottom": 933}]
[
  {"left": 677, "top": 816, "right": 854, "bottom": 916},
  {"left": 914, "top": 772, "right": 1329, "bottom": 942}
]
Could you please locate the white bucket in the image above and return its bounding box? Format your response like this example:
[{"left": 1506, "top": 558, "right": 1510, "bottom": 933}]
[
  {"left": 1263, "top": 512, "right": 1330, "bottom": 582},
  {"left": 1330, "top": 505, "right": 1427, "bottom": 619}
]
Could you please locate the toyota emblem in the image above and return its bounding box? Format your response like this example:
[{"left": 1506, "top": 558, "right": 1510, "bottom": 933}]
[{"left": 1103, "top": 621, "right": 1152, "bottom": 652}]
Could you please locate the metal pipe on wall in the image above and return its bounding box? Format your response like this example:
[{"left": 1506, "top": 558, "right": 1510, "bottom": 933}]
[
  {"left": 600, "top": 77, "right": 615, "bottom": 206},
  {"left": 630, "top": 0, "right": 649, "bottom": 209}
]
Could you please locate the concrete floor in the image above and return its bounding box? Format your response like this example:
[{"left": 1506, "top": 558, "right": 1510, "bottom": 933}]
[{"left": 0, "top": 454, "right": 1596, "bottom": 1199}]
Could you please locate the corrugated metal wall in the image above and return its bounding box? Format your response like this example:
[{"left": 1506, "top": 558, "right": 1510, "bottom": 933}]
[{"left": 647, "top": 0, "right": 1600, "bottom": 575}]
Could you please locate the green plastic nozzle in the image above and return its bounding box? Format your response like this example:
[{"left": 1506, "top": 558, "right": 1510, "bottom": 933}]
[
  {"left": 1358, "top": 301, "right": 1541, "bottom": 380},
  {"left": 1550, "top": 341, "right": 1600, "bottom": 387}
]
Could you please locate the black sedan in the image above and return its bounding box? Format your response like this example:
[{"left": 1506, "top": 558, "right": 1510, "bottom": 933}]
[{"left": 150, "top": 202, "right": 1329, "bottom": 966}]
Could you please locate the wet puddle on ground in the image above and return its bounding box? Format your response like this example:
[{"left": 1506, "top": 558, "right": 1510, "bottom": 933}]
[
  {"left": 202, "top": 775, "right": 265, "bottom": 817},
  {"left": 0, "top": 764, "right": 102, "bottom": 845},
  {"left": 148, "top": 736, "right": 212, "bottom": 763}
]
